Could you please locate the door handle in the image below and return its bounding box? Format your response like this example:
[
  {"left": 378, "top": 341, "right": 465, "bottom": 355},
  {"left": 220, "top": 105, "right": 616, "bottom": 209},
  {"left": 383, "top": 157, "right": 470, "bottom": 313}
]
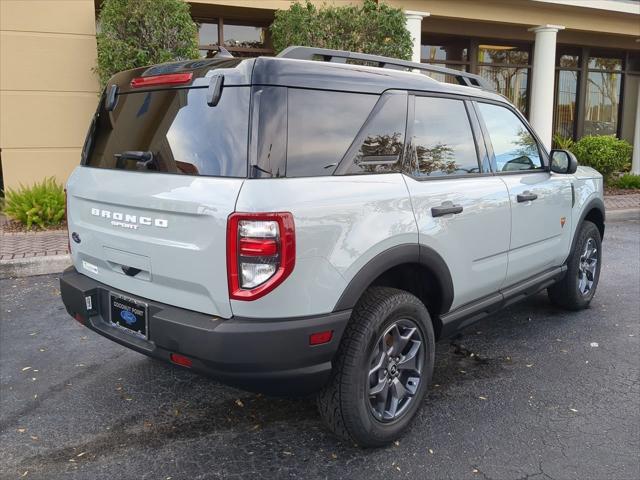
[
  {"left": 517, "top": 191, "right": 538, "bottom": 203},
  {"left": 431, "top": 203, "right": 464, "bottom": 217}
]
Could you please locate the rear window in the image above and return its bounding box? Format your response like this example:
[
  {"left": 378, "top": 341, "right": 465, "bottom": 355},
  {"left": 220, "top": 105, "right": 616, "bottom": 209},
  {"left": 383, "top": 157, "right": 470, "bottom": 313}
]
[{"left": 83, "top": 86, "right": 250, "bottom": 177}]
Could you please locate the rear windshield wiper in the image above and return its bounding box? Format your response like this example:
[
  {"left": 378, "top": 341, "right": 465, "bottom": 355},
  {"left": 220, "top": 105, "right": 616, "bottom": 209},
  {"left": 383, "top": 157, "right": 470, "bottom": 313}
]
[{"left": 114, "top": 151, "right": 156, "bottom": 170}]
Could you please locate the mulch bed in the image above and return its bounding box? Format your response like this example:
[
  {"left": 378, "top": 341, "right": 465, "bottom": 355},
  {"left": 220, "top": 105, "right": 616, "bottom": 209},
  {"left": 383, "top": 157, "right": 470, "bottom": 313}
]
[
  {"left": 604, "top": 187, "right": 640, "bottom": 196},
  {"left": 0, "top": 219, "right": 68, "bottom": 234}
]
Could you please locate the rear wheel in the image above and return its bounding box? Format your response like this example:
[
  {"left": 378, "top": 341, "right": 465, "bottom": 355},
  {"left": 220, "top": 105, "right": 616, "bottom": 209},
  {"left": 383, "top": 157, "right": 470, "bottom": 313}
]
[
  {"left": 548, "top": 220, "right": 602, "bottom": 310},
  {"left": 317, "top": 287, "right": 435, "bottom": 447}
]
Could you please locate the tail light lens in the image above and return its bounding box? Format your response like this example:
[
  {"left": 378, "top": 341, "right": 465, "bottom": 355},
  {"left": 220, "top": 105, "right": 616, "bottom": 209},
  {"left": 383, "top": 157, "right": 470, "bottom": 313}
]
[{"left": 227, "top": 212, "right": 295, "bottom": 300}]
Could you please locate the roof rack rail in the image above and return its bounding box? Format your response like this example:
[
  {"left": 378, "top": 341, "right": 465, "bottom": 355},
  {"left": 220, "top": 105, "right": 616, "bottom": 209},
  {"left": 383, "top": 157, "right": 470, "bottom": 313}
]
[{"left": 277, "top": 46, "right": 494, "bottom": 91}]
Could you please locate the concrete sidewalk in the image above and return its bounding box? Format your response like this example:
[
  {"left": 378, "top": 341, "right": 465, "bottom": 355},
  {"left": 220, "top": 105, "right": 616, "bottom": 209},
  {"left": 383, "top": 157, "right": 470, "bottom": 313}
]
[{"left": 1, "top": 193, "right": 638, "bottom": 278}]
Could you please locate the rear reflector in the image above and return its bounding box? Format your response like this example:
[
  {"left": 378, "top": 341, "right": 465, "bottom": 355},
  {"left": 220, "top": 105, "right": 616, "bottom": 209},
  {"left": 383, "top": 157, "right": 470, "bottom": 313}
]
[
  {"left": 170, "top": 353, "right": 193, "bottom": 368},
  {"left": 74, "top": 313, "right": 85, "bottom": 325},
  {"left": 309, "top": 330, "right": 333, "bottom": 346},
  {"left": 130, "top": 72, "right": 193, "bottom": 88}
]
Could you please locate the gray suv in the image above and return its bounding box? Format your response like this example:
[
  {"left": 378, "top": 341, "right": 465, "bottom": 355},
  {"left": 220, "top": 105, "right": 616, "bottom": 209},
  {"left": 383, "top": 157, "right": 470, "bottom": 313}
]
[{"left": 60, "top": 47, "right": 605, "bottom": 447}]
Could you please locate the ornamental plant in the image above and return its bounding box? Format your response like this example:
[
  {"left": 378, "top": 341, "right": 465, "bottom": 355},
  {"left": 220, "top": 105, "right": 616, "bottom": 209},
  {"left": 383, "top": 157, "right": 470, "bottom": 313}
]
[
  {"left": 270, "top": 0, "right": 413, "bottom": 60},
  {"left": 95, "top": 0, "right": 199, "bottom": 88},
  {"left": 3, "top": 178, "right": 66, "bottom": 230},
  {"left": 570, "top": 135, "right": 632, "bottom": 183}
]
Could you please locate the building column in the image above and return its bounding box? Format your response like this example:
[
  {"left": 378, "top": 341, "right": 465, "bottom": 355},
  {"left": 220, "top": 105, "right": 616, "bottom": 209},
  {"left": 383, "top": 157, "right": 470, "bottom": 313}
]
[
  {"left": 632, "top": 80, "right": 640, "bottom": 175},
  {"left": 404, "top": 10, "right": 430, "bottom": 63},
  {"left": 528, "top": 24, "right": 565, "bottom": 151}
]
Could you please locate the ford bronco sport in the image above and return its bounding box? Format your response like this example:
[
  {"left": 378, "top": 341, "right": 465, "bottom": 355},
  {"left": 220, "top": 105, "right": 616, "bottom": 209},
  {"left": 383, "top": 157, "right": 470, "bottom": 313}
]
[{"left": 60, "top": 47, "right": 605, "bottom": 447}]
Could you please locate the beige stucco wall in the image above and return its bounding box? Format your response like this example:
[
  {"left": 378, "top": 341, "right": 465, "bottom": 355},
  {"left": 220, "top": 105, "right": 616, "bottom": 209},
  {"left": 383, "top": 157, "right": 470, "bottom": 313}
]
[{"left": 0, "top": 0, "right": 100, "bottom": 190}]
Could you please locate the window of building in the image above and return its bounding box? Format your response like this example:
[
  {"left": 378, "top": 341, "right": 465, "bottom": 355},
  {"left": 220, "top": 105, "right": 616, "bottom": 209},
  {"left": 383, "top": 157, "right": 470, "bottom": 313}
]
[
  {"left": 196, "top": 18, "right": 273, "bottom": 58},
  {"left": 286, "top": 89, "right": 377, "bottom": 177},
  {"left": 477, "top": 103, "right": 542, "bottom": 172},
  {"left": 583, "top": 53, "right": 623, "bottom": 136},
  {"left": 421, "top": 36, "right": 470, "bottom": 84},
  {"left": 410, "top": 97, "right": 480, "bottom": 177},
  {"left": 554, "top": 48, "right": 581, "bottom": 140},
  {"left": 477, "top": 44, "right": 531, "bottom": 115}
]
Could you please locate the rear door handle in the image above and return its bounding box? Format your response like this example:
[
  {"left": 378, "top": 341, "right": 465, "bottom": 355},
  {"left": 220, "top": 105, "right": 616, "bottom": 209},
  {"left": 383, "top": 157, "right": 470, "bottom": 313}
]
[
  {"left": 517, "top": 191, "right": 538, "bottom": 203},
  {"left": 431, "top": 204, "right": 464, "bottom": 217}
]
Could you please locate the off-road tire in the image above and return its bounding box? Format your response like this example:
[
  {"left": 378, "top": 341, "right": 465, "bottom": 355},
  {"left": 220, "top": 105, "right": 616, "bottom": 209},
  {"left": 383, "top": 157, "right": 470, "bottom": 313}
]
[
  {"left": 548, "top": 220, "right": 602, "bottom": 310},
  {"left": 317, "top": 287, "right": 435, "bottom": 447}
]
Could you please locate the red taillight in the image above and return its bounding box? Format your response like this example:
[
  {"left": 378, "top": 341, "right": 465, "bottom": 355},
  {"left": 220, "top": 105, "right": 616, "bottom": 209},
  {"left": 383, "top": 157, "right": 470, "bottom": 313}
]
[
  {"left": 227, "top": 212, "right": 295, "bottom": 301},
  {"left": 130, "top": 72, "right": 193, "bottom": 88},
  {"left": 309, "top": 330, "right": 333, "bottom": 346},
  {"left": 170, "top": 353, "right": 193, "bottom": 368}
]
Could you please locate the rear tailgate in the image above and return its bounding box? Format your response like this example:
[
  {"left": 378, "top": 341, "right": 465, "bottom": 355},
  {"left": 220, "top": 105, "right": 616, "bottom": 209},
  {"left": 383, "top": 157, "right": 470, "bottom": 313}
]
[{"left": 67, "top": 60, "right": 253, "bottom": 318}]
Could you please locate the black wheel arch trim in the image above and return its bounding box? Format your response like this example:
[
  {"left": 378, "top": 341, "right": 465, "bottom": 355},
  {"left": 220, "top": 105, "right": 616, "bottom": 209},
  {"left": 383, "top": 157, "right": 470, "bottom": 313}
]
[
  {"left": 332, "top": 244, "right": 455, "bottom": 314},
  {"left": 570, "top": 197, "right": 605, "bottom": 259}
]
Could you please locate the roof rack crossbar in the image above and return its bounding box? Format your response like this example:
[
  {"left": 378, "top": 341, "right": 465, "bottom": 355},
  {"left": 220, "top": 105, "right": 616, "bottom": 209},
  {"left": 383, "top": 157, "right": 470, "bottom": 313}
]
[{"left": 277, "top": 46, "right": 494, "bottom": 91}]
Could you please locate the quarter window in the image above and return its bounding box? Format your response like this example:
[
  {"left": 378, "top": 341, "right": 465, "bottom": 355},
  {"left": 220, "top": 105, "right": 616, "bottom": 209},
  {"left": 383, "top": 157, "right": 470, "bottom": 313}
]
[
  {"left": 478, "top": 103, "right": 542, "bottom": 172},
  {"left": 287, "top": 89, "right": 377, "bottom": 177},
  {"left": 410, "top": 97, "right": 480, "bottom": 177},
  {"left": 337, "top": 92, "right": 407, "bottom": 175}
]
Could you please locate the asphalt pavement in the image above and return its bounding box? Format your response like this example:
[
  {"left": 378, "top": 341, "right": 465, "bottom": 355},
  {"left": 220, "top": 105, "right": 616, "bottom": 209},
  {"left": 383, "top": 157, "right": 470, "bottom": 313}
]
[{"left": 1, "top": 219, "right": 638, "bottom": 480}]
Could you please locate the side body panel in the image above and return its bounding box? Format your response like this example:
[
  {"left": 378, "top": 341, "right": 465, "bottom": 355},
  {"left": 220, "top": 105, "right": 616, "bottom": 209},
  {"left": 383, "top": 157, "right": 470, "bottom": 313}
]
[
  {"left": 566, "top": 166, "right": 605, "bottom": 259},
  {"left": 499, "top": 172, "right": 574, "bottom": 284},
  {"left": 232, "top": 174, "right": 418, "bottom": 318},
  {"left": 404, "top": 176, "right": 511, "bottom": 310}
]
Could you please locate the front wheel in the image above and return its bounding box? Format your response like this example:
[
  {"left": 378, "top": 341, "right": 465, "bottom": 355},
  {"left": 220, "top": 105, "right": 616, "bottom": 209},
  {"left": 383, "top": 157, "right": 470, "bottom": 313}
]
[
  {"left": 317, "top": 287, "right": 435, "bottom": 447},
  {"left": 548, "top": 220, "right": 602, "bottom": 310}
]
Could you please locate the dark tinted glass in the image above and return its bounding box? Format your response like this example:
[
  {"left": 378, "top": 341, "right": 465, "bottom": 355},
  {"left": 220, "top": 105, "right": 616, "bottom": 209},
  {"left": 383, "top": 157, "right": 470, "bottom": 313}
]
[
  {"left": 85, "top": 87, "right": 249, "bottom": 177},
  {"left": 411, "top": 97, "right": 479, "bottom": 176},
  {"left": 478, "top": 102, "right": 542, "bottom": 172},
  {"left": 250, "top": 86, "right": 287, "bottom": 178},
  {"left": 338, "top": 92, "right": 407, "bottom": 175},
  {"left": 287, "top": 89, "right": 377, "bottom": 177}
]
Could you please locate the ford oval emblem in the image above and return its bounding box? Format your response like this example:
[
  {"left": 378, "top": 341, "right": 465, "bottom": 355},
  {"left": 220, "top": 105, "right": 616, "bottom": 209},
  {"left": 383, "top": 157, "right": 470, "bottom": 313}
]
[{"left": 120, "top": 310, "right": 137, "bottom": 325}]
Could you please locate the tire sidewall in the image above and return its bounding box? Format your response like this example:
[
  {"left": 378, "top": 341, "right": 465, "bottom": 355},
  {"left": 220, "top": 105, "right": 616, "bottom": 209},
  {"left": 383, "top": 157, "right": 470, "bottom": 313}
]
[
  {"left": 567, "top": 221, "right": 602, "bottom": 306},
  {"left": 345, "top": 293, "right": 435, "bottom": 445}
]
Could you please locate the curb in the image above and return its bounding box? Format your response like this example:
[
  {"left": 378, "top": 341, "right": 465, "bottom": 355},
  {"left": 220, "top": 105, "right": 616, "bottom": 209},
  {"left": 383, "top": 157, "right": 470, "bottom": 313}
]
[
  {"left": 607, "top": 208, "right": 640, "bottom": 222},
  {"left": 0, "top": 254, "right": 71, "bottom": 279}
]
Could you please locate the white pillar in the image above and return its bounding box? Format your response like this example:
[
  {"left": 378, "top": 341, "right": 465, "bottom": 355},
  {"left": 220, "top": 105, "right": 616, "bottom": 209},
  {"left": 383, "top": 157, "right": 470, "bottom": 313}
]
[
  {"left": 632, "top": 80, "right": 640, "bottom": 175},
  {"left": 528, "top": 24, "right": 565, "bottom": 151},
  {"left": 404, "top": 10, "right": 430, "bottom": 63}
]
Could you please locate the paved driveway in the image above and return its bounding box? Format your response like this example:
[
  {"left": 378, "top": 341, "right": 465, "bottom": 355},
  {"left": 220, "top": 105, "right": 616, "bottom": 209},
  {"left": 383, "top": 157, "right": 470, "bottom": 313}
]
[{"left": 1, "top": 220, "right": 638, "bottom": 480}]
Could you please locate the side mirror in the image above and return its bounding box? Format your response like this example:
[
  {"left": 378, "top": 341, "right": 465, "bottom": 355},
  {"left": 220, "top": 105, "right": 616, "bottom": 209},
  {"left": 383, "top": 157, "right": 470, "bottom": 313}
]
[{"left": 549, "top": 149, "right": 578, "bottom": 174}]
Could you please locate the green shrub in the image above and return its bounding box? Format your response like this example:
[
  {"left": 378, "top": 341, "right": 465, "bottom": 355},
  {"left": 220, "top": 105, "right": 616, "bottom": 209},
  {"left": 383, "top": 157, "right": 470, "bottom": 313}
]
[
  {"left": 95, "top": 0, "right": 199, "bottom": 88},
  {"left": 552, "top": 134, "right": 574, "bottom": 150},
  {"left": 570, "top": 135, "right": 632, "bottom": 183},
  {"left": 270, "top": 0, "right": 413, "bottom": 60},
  {"left": 613, "top": 173, "right": 640, "bottom": 190},
  {"left": 2, "top": 178, "right": 66, "bottom": 230}
]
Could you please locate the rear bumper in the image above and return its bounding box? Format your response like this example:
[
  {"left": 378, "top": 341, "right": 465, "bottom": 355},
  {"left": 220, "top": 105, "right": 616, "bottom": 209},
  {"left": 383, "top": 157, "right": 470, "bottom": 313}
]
[{"left": 59, "top": 267, "right": 350, "bottom": 395}]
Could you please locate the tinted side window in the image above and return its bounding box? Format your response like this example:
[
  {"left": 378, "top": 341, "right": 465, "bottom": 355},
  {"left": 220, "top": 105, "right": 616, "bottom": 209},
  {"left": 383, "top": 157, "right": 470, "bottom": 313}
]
[
  {"left": 287, "top": 89, "right": 377, "bottom": 177},
  {"left": 411, "top": 97, "right": 479, "bottom": 177},
  {"left": 337, "top": 92, "right": 408, "bottom": 175},
  {"left": 478, "top": 103, "right": 542, "bottom": 172}
]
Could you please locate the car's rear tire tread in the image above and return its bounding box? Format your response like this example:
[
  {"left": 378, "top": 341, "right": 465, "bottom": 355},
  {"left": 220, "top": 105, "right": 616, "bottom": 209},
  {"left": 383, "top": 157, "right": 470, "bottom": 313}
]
[{"left": 317, "top": 287, "right": 432, "bottom": 447}]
